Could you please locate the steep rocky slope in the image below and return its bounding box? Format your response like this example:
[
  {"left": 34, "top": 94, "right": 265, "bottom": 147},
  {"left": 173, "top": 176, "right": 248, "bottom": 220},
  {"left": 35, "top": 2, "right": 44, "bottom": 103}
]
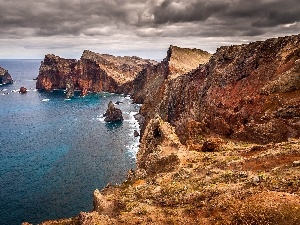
[
  {"left": 0, "top": 66, "right": 13, "bottom": 85},
  {"left": 36, "top": 50, "right": 157, "bottom": 96},
  {"left": 135, "top": 34, "right": 300, "bottom": 145},
  {"left": 31, "top": 34, "right": 300, "bottom": 225}
]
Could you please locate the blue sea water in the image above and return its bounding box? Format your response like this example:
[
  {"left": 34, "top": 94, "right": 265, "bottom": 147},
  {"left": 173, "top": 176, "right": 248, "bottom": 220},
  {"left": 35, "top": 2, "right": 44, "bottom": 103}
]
[{"left": 0, "top": 60, "right": 140, "bottom": 225}]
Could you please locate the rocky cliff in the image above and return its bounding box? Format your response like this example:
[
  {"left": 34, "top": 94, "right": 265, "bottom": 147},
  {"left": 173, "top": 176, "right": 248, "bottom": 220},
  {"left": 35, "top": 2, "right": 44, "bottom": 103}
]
[
  {"left": 135, "top": 35, "right": 300, "bottom": 145},
  {"left": 0, "top": 66, "right": 13, "bottom": 85},
  {"left": 36, "top": 50, "right": 157, "bottom": 95},
  {"left": 34, "top": 34, "right": 300, "bottom": 225}
]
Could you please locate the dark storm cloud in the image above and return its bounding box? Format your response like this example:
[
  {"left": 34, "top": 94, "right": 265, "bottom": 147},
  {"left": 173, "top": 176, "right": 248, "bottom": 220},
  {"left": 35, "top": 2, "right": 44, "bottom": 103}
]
[
  {"left": 0, "top": 0, "right": 139, "bottom": 37},
  {"left": 151, "top": 0, "right": 300, "bottom": 37},
  {"left": 0, "top": 0, "right": 299, "bottom": 39},
  {"left": 153, "top": 0, "right": 228, "bottom": 24},
  {"left": 0, "top": 0, "right": 299, "bottom": 59}
]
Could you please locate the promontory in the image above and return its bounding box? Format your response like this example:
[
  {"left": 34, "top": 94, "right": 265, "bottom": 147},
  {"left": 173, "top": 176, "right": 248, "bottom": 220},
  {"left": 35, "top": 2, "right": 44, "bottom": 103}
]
[{"left": 32, "top": 34, "right": 300, "bottom": 225}]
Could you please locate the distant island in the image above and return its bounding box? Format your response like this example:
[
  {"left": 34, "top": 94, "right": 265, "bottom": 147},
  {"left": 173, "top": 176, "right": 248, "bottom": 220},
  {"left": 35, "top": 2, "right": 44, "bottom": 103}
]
[{"left": 27, "top": 34, "right": 300, "bottom": 225}]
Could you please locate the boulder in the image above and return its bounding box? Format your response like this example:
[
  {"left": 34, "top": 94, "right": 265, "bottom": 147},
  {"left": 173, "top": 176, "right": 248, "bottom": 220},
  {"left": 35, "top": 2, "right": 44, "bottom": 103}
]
[
  {"left": 80, "top": 87, "right": 88, "bottom": 97},
  {"left": 103, "top": 101, "right": 123, "bottom": 122}
]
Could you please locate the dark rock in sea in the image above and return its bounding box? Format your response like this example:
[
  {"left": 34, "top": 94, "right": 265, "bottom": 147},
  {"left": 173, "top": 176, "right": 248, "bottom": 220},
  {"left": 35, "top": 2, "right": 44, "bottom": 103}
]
[
  {"left": 103, "top": 101, "right": 123, "bottom": 122},
  {"left": 134, "top": 130, "right": 140, "bottom": 137},
  {"left": 0, "top": 66, "right": 13, "bottom": 85},
  {"left": 115, "top": 101, "right": 123, "bottom": 105},
  {"left": 19, "top": 87, "right": 27, "bottom": 94},
  {"left": 65, "top": 77, "right": 74, "bottom": 98}
]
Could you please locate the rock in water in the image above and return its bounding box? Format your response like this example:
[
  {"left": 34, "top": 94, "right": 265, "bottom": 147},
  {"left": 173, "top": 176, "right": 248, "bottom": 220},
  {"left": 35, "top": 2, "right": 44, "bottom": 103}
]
[
  {"left": 103, "top": 101, "right": 123, "bottom": 122},
  {"left": 19, "top": 87, "right": 27, "bottom": 94},
  {"left": 0, "top": 66, "right": 13, "bottom": 85},
  {"left": 65, "top": 77, "right": 74, "bottom": 98},
  {"left": 134, "top": 130, "right": 140, "bottom": 137}
]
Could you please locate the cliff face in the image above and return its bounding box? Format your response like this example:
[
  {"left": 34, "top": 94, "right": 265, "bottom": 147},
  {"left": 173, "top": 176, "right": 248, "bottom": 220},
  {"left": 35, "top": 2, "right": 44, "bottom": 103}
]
[
  {"left": 35, "top": 34, "right": 300, "bottom": 225},
  {"left": 136, "top": 35, "right": 300, "bottom": 145},
  {"left": 32, "top": 35, "right": 300, "bottom": 225},
  {"left": 36, "top": 50, "right": 157, "bottom": 95},
  {"left": 0, "top": 66, "right": 13, "bottom": 85},
  {"left": 36, "top": 37, "right": 300, "bottom": 144}
]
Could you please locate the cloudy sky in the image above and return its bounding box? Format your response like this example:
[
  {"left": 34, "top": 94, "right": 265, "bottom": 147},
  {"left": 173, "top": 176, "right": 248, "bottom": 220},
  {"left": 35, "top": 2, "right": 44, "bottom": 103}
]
[{"left": 0, "top": 0, "right": 299, "bottom": 60}]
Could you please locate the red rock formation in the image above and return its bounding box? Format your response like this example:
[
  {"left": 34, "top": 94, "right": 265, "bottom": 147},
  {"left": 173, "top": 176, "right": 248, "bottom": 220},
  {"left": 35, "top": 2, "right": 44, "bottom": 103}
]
[
  {"left": 36, "top": 50, "right": 157, "bottom": 96},
  {"left": 0, "top": 66, "right": 13, "bottom": 85},
  {"left": 36, "top": 54, "right": 78, "bottom": 91},
  {"left": 137, "top": 35, "right": 300, "bottom": 144}
]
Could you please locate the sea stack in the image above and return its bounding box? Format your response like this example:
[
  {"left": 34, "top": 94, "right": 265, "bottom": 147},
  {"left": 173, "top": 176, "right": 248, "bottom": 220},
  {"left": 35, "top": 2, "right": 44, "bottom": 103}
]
[
  {"left": 0, "top": 66, "right": 13, "bottom": 85},
  {"left": 103, "top": 101, "right": 123, "bottom": 122}
]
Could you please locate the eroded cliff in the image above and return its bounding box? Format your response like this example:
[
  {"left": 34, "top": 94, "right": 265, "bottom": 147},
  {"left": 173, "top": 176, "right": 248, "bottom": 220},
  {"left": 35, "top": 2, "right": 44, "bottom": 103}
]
[
  {"left": 33, "top": 34, "right": 300, "bottom": 225},
  {"left": 136, "top": 35, "right": 300, "bottom": 145},
  {"left": 36, "top": 50, "right": 157, "bottom": 95}
]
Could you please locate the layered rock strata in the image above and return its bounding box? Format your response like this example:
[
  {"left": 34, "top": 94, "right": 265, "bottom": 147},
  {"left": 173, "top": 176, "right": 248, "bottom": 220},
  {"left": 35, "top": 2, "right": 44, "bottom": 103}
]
[
  {"left": 134, "top": 35, "right": 300, "bottom": 145},
  {"left": 0, "top": 66, "right": 13, "bottom": 85},
  {"left": 36, "top": 50, "right": 157, "bottom": 95}
]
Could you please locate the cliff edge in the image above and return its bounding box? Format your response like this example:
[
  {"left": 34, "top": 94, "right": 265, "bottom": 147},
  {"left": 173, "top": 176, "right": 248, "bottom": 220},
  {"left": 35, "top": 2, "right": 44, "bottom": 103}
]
[
  {"left": 36, "top": 50, "right": 157, "bottom": 95},
  {"left": 136, "top": 35, "right": 300, "bottom": 145}
]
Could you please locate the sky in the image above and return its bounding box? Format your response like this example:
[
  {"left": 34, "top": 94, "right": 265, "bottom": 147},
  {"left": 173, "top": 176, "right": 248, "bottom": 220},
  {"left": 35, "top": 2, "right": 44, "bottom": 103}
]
[{"left": 0, "top": 0, "right": 299, "bottom": 60}]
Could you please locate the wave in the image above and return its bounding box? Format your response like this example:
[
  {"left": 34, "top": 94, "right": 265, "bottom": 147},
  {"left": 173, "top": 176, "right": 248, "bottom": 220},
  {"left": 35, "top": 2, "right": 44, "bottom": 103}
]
[{"left": 95, "top": 115, "right": 105, "bottom": 123}]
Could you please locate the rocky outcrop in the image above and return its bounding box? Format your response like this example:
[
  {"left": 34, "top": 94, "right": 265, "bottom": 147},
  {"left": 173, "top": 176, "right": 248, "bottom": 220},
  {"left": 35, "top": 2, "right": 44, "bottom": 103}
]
[
  {"left": 130, "top": 45, "right": 211, "bottom": 104},
  {"left": 165, "top": 45, "right": 212, "bottom": 79},
  {"left": 36, "top": 50, "right": 157, "bottom": 96},
  {"left": 93, "top": 189, "right": 119, "bottom": 216},
  {"left": 104, "top": 101, "right": 123, "bottom": 122},
  {"left": 136, "top": 115, "right": 184, "bottom": 177},
  {"left": 0, "top": 66, "right": 13, "bottom": 85},
  {"left": 135, "top": 35, "right": 300, "bottom": 144}
]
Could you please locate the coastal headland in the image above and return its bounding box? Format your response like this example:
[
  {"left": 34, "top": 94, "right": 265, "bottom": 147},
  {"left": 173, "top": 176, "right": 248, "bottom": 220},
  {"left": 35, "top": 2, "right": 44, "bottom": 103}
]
[{"left": 30, "top": 34, "right": 300, "bottom": 224}]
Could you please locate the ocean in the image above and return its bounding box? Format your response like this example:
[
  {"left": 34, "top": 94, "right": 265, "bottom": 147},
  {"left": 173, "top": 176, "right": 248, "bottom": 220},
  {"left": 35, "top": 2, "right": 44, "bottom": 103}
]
[{"left": 0, "top": 60, "right": 140, "bottom": 225}]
